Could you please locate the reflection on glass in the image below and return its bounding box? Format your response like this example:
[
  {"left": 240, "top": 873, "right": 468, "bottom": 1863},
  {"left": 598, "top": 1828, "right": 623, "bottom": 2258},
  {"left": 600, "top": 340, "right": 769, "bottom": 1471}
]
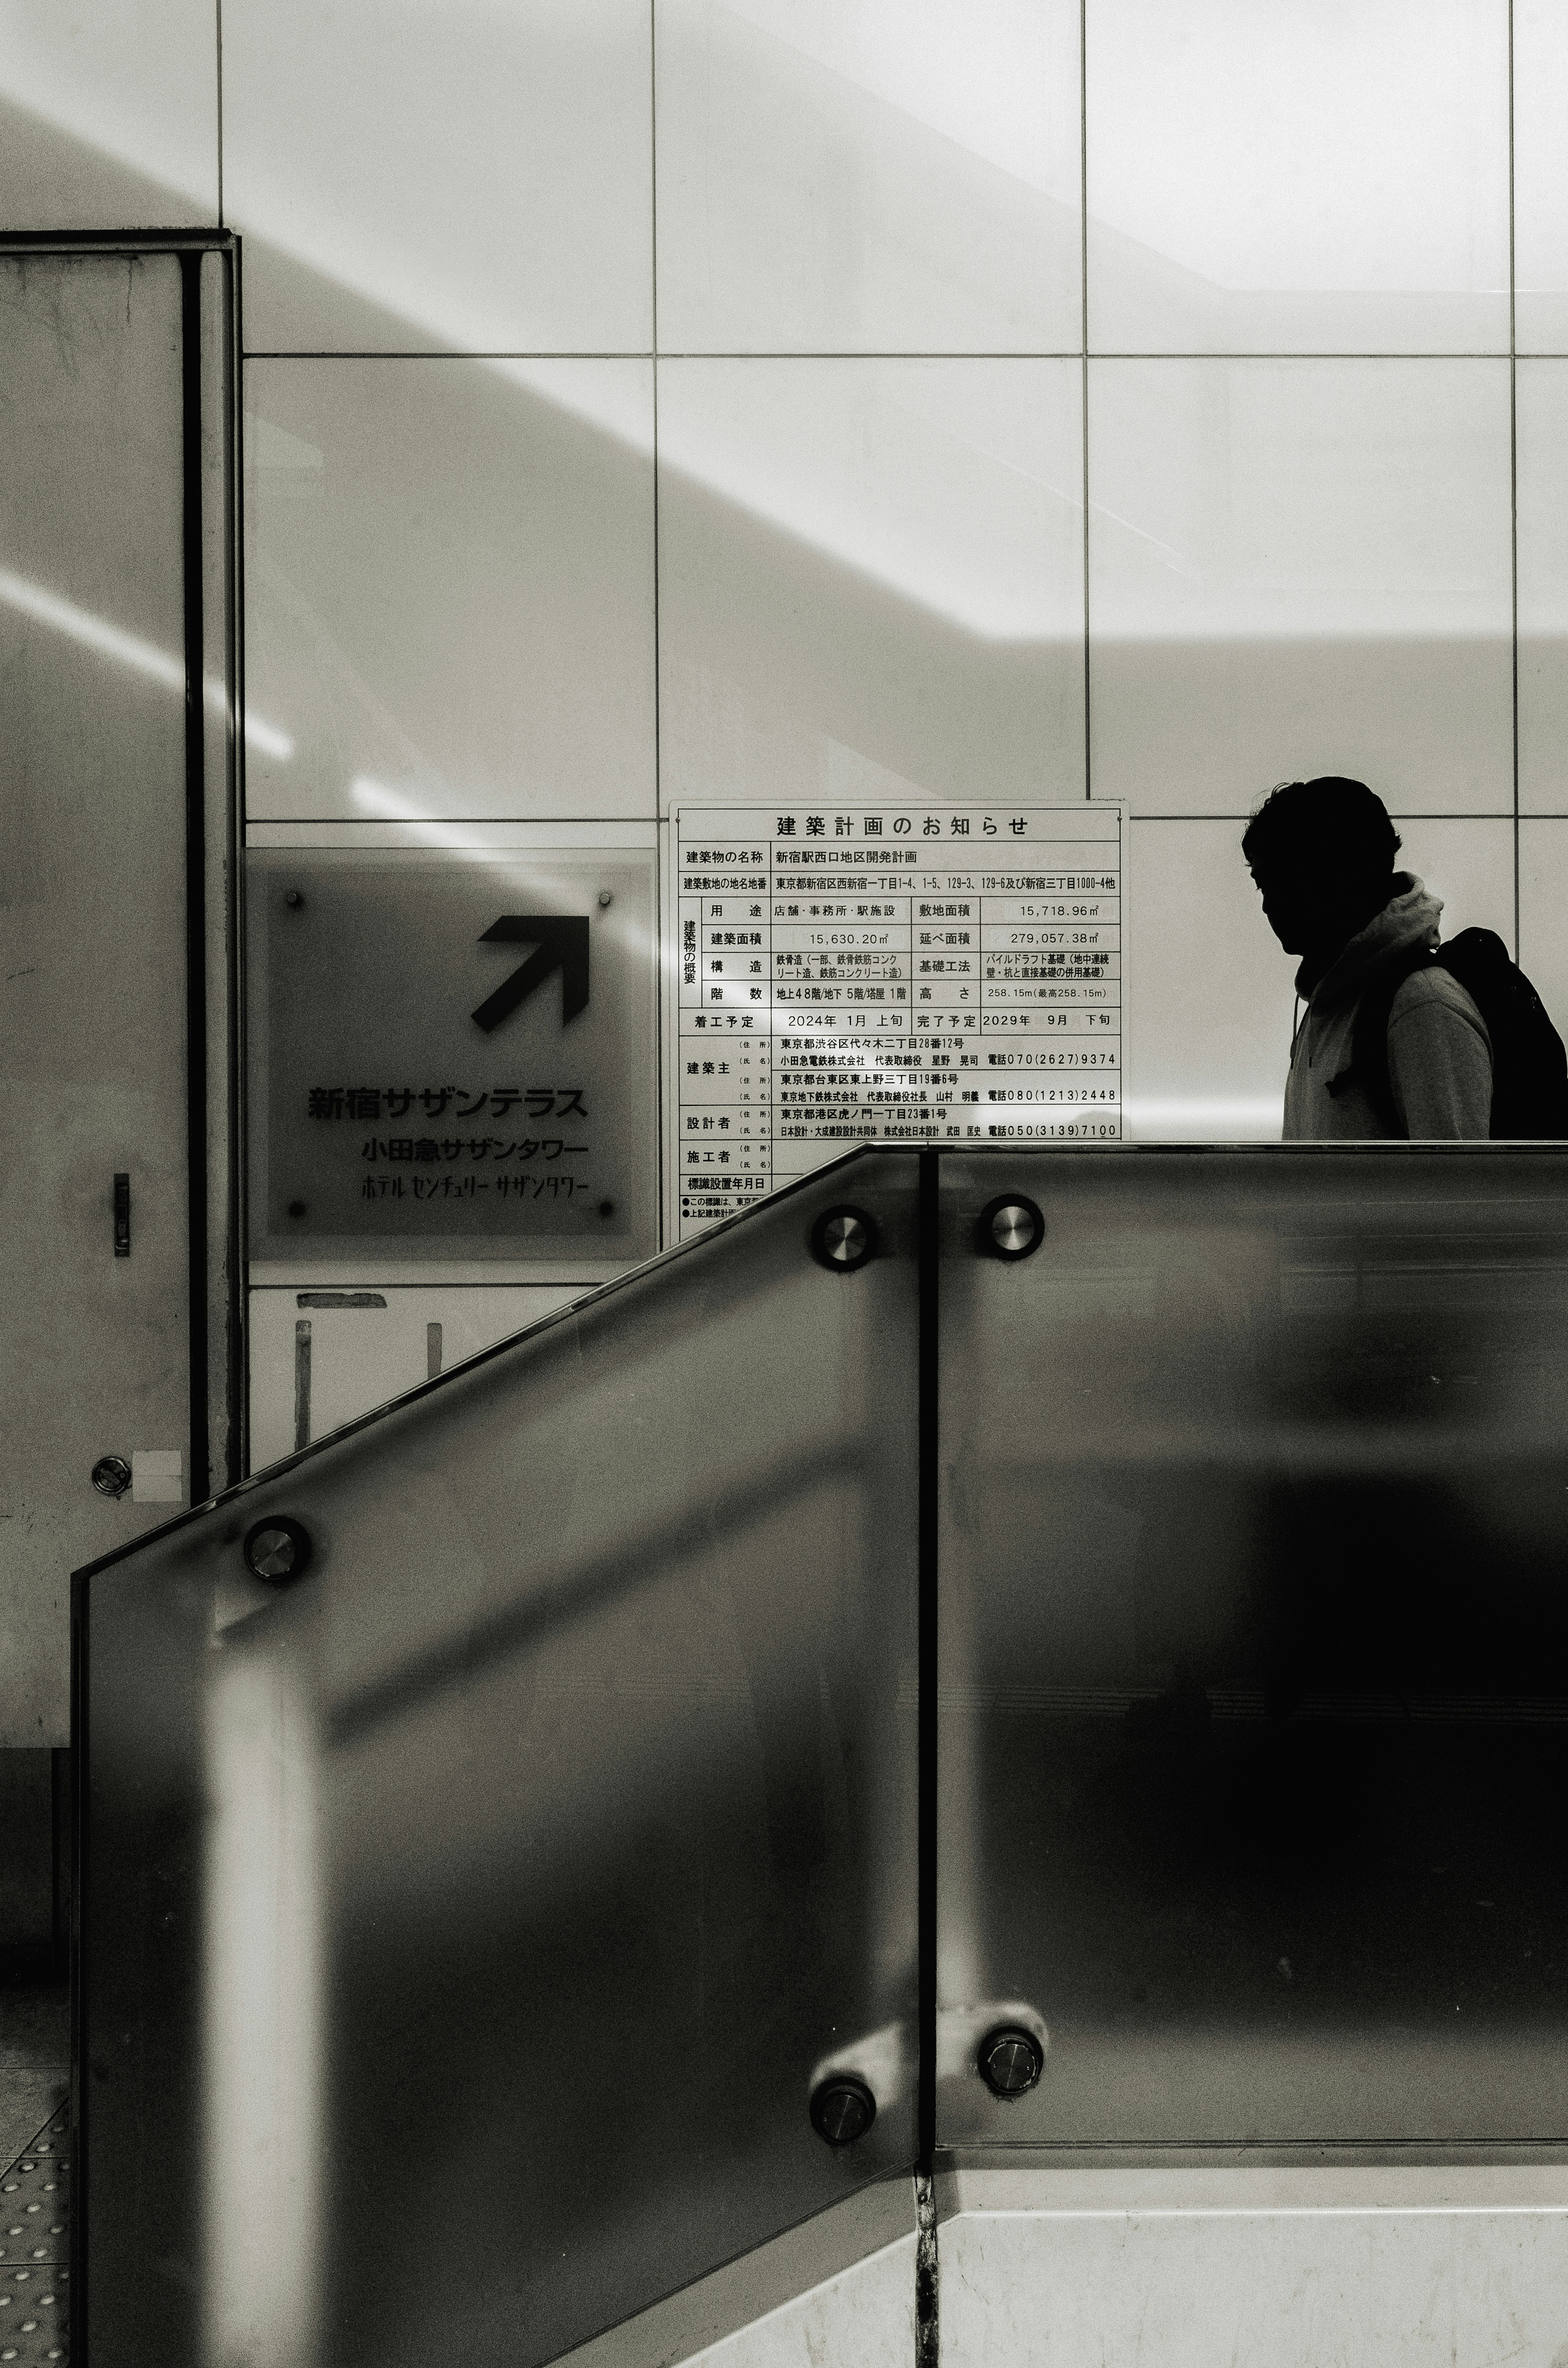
[
  {"left": 83, "top": 1159, "right": 920, "bottom": 2366},
  {"left": 1088, "top": 359, "right": 1513, "bottom": 815},
  {"left": 939, "top": 1148, "right": 1568, "bottom": 2144},
  {"left": 1086, "top": 0, "right": 1510, "bottom": 355}
]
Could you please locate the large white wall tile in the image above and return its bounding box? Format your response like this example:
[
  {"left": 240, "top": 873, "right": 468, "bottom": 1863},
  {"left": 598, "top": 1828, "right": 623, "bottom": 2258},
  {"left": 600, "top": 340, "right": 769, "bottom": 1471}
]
[
  {"left": 655, "top": 0, "right": 1080, "bottom": 354},
  {"left": 0, "top": 0, "right": 218, "bottom": 226},
  {"left": 1517, "top": 363, "right": 1568, "bottom": 814},
  {"left": 1125, "top": 816, "right": 1512, "bottom": 1142},
  {"left": 659, "top": 359, "right": 1085, "bottom": 811},
  {"left": 1126, "top": 820, "right": 1292, "bottom": 1141},
  {"left": 1085, "top": 0, "right": 1510, "bottom": 355},
  {"left": 1515, "top": 0, "right": 1568, "bottom": 353},
  {"left": 223, "top": 0, "right": 653, "bottom": 353},
  {"left": 1394, "top": 814, "right": 1515, "bottom": 951},
  {"left": 244, "top": 359, "right": 657, "bottom": 821},
  {"left": 1089, "top": 361, "right": 1513, "bottom": 816},
  {"left": 1519, "top": 822, "right": 1568, "bottom": 1050}
]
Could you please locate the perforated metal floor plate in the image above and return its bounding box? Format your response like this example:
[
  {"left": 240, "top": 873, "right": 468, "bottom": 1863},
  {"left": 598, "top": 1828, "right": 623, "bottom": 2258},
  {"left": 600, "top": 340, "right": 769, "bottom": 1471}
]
[{"left": 0, "top": 2110, "right": 68, "bottom": 2363}]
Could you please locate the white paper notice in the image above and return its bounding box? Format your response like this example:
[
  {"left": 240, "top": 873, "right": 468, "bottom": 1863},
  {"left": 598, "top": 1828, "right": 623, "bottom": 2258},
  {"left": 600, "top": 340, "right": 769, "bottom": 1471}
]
[{"left": 672, "top": 803, "right": 1123, "bottom": 1237}]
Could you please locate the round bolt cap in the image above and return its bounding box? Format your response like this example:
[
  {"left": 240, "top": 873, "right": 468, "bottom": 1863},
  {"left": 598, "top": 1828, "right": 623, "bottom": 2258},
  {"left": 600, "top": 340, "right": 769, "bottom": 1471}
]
[
  {"left": 90, "top": 1456, "right": 132, "bottom": 1500},
  {"left": 809, "top": 2074, "right": 876, "bottom": 2146},
  {"left": 979, "top": 2025, "right": 1044, "bottom": 2098},
  {"left": 243, "top": 1516, "right": 312, "bottom": 1585},
  {"left": 284, "top": 890, "right": 304, "bottom": 909},
  {"left": 979, "top": 1194, "right": 1045, "bottom": 1261},
  {"left": 811, "top": 1205, "right": 877, "bottom": 1273}
]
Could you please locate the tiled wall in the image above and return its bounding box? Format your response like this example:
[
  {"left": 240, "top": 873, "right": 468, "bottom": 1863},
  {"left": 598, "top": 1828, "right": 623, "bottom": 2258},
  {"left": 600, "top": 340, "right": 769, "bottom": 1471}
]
[
  {"left": 8, "top": 0, "right": 1568, "bottom": 1437},
  {"left": 8, "top": 0, "right": 1566, "bottom": 1149}
]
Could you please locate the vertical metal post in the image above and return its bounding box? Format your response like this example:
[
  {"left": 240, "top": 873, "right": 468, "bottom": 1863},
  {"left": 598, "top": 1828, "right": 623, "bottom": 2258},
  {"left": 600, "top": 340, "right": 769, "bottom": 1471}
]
[
  {"left": 915, "top": 1146, "right": 940, "bottom": 2361},
  {"left": 180, "top": 251, "right": 211, "bottom": 1510}
]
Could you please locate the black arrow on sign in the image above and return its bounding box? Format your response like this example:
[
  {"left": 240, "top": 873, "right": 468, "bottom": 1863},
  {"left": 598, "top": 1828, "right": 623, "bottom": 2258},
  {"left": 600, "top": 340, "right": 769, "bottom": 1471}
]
[{"left": 470, "top": 916, "right": 590, "bottom": 1034}]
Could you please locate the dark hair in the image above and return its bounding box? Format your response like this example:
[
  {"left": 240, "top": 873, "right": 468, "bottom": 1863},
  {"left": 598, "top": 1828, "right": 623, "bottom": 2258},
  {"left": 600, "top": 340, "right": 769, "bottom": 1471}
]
[{"left": 1242, "top": 777, "right": 1401, "bottom": 881}]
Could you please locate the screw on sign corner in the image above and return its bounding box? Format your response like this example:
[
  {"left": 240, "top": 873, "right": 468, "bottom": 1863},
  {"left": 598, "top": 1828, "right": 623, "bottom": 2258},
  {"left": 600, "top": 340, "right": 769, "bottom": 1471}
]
[
  {"left": 811, "top": 1205, "right": 878, "bottom": 1273},
  {"left": 809, "top": 2074, "right": 877, "bottom": 2146},
  {"left": 978, "top": 2025, "right": 1044, "bottom": 2099},
  {"left": 978, "top": 1194, "right": 1045, "bottom": 1261},
  {"left": 243, "top": 1516, "right": 313, "bottom": 1586},
  {"left": 90, "top": 1456, "right": 132, "bottom": 1500}
]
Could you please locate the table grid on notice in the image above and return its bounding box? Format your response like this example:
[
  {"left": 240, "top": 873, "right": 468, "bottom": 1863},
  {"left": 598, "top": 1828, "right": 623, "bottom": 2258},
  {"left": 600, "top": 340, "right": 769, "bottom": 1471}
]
[{"left": 673, "top": 805, "right": 1123, "bottom": 1236}]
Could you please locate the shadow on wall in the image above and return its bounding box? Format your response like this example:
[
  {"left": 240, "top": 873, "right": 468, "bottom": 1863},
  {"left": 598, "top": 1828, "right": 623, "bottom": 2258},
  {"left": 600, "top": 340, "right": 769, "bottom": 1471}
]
[{"left": 4, "top": 87, "right": 1543, "bottom": 1149}]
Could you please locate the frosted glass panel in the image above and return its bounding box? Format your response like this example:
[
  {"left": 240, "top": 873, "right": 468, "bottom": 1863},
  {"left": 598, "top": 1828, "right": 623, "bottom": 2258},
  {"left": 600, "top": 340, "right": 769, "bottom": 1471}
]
[
  {"left": 655, "top": 0, "right": 1081, "bottom": 353},
  {"left": 939, "top": 1147, "right": 1568, "bottom": 2146},
  {"left": 223, "top": 0, "right": 653, "bottom": 353},
  {"left": 1085, "top": 0, "right": 1510, "bottom": 355},
  {"left": 659, "top": 358, "right": 1085, "bottom": 811},
  {"left": 1517, "top": 363, "right": 1568, "bottom": 814},
  {"left": 247, "top": 1287, "right": 589, "bottom": 1469},
  {"left": 0, "top": 0, "right": 218, "bottom": 226},
  {"left": 244, "top": 360, "right": 657, "bottom": 822},
  {"left": 84, "top": 1157, "right": 920, "bottom": 2366},
  {"left": 1514, "top": 0, "right": 1568, "bottom": 355},
  {"left": 1088, "top": 361, "right": 1512, "bottom": 815}
]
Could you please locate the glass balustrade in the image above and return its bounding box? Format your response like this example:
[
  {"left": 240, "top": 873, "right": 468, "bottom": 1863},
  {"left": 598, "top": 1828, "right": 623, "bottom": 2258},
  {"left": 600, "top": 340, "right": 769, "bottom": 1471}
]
[
  {"left": 77, "top": 1157, "right": 921, "bottom": 2368},
  {"left": 78, "top": 1143, "right": 1568, "bottom": 2366},
  {"left": 939, "top": 1146, "right": 1568, "bottom": 2148}
]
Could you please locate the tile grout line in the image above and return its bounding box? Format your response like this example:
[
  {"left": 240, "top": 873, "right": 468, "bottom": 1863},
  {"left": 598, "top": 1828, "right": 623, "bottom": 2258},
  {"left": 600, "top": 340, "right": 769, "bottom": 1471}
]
[
  {"left": 235, "top": 351, "right": 1539, "bottom": 363},
  {"left": 1080, "top": 0, "right": 1091, "bottom": 804},
  {"left": 650, "top": 0, "right": 666, "bottom": 1251},
  {"left": 1512, "top": 32, "right": 1524, "bottom": 912}
]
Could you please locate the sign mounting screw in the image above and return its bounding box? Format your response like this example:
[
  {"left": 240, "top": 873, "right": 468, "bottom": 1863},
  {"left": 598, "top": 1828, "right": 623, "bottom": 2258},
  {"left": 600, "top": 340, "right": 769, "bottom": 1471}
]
[{"left": 811, "top": 1206, "right": 877, "bottom": 1272}]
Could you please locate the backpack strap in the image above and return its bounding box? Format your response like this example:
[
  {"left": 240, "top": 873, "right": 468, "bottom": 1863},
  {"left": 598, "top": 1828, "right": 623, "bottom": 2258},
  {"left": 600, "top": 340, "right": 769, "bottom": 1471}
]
[{"left": 1325, "top": 951, "right": 1433, "bottom": 1135}]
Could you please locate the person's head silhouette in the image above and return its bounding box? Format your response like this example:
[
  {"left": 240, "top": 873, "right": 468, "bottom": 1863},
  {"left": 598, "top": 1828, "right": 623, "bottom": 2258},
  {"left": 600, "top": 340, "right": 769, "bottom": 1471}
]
[{"left": 1243, "top": 777, "right": 1401, "bottom": 992}]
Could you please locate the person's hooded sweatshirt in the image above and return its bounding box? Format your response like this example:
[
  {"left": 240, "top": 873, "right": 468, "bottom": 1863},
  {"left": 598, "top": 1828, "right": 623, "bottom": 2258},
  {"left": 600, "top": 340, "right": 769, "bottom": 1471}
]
[{"left": 1282, "top": 873, "right": 1492, "bottom": 1140}]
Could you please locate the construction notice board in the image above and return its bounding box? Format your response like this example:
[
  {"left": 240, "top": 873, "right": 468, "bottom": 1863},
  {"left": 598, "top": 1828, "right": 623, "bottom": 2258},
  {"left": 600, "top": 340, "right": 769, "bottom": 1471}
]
[{"left": 670, "top": 803, "right": 1123, "bottom": 1238}]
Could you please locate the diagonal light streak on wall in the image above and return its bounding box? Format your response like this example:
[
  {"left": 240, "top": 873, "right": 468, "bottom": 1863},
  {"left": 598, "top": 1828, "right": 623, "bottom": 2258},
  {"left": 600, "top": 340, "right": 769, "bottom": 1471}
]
[{"left": 0, "top": 564, "right": 294, "bottom": 760}]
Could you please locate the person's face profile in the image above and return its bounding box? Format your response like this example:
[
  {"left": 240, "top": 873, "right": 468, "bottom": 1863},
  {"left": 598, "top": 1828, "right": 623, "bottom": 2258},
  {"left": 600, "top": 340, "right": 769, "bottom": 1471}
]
[{"left": 1248, "top": 862, "right": 1316, "bottom": 955}]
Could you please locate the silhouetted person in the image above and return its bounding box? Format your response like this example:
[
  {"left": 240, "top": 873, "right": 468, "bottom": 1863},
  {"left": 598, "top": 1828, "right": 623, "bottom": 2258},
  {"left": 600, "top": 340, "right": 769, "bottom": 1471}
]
[{"left": 1244, "top": 777, "right": 1491, "bottom": 1139}]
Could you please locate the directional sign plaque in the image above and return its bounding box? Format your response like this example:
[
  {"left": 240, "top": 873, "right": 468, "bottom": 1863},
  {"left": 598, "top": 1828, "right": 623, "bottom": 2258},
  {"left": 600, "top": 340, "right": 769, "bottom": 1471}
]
[{"left": 247, "top": 848, "right": 657, "bottom": 1265}]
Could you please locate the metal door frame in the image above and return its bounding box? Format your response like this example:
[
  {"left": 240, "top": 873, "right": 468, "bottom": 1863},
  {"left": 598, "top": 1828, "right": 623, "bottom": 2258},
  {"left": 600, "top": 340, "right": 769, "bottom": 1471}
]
[{"left": 0, "top": 229, "right": 246, "bottom": 1509}]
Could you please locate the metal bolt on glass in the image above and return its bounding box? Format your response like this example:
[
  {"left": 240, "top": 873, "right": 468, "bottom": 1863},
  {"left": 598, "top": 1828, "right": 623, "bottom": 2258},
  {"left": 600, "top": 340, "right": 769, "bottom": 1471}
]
[
  {"left": 979, "top": 1195, "right": 1045, "bottom": 1261},
  {"left": 811, "top": 1206, "right": 877, "bottom": 1272},
  {"left": 242, "top": 1516, "right": 313, "bottom": 1585},
  {"left": 90, "top": 1456, "right": 131, "bottom": 1500},
  {"left": 978, "top": 2026, "right": 1044, "bottom": 2098},
  {"left": 809, "top": 2074, "right": 877, "bottom": 2146}
]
